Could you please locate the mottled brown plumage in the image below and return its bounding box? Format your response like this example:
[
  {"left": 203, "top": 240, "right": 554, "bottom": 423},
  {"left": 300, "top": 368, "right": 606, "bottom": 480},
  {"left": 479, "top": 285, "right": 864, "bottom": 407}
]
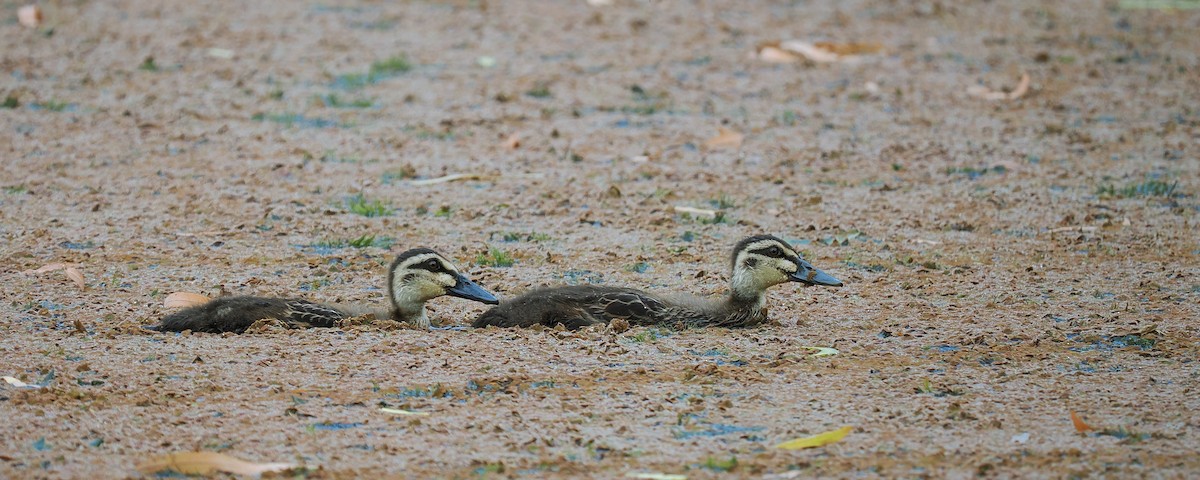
[
  {"left": 473, "top": 234, "right": 842, "bottom": 330},
  {"left": 151, "top": 248, "right": 498, "bottom": 333}
]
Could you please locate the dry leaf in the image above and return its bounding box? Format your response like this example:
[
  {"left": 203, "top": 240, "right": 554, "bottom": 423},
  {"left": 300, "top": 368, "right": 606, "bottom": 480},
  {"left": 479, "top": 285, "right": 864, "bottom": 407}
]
[
  {"left": 65, "top": 267, "right": 85, "bottom": 289},
  {"left": 136, "top": 451, "right": 295, "bottom": 476},
  {"left": 73, "top": 319, "right": 87, "bottom": 334},
  {"left": 704, "top": 127, "right": 743, "bottom": 149},
  {"left": 812, "top": 41, "right": 884, "bottom": 56},
  {"left": 22, "top": 262, "right": 74, "bottom": 274},
  {"left": 501, "top": 132, "right": 521, "bottom": 150},
  {"left": 968, "top": 73, "right": 1031, "bottom": 101},
  {"left": 757, "top": 41, "right": 883, "bottom": 64},
  {"left": 755, "top": 43, "right": 803, "bottom": 63},
  {"left": 776, "top": 426, "right": 853, "bottom": 450},
  {"left": 800, "top": 346, "right": 839, "bottom": 357},
  {"left": 164, "top": 292, "right": 211, "bottom": 309},
  {"left": 3, "top": 376, "right": 39, "bottom": 389},
  {"left": 380, "top": 407, "right": 430, "bottom": 416},
  {"left": 1070, "top": 411, "right": 1093, "bottom": 433},
  {"left": 18, "top": 4, "right": 42, "bottom": 28}
]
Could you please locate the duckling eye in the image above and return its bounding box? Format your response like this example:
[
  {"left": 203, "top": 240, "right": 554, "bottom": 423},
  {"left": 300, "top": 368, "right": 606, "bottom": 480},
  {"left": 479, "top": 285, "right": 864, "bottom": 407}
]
[
  {"left": 424, "top": 259, "right": 441, "bottom": 271},
  {"left": 767, "top": 246, "right": 783, "bottom": 257}
]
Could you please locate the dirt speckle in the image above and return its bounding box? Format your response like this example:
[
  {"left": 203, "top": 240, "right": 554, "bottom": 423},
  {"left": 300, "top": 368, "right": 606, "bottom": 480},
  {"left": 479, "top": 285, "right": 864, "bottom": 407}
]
[{"left": 2, "top": 0, "right": 1199, "bottom": 478}]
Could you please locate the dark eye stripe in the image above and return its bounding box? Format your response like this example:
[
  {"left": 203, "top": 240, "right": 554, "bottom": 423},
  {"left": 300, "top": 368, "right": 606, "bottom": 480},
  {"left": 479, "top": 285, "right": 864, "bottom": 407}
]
[
  {"left": 748, "top": 246, "right": 786, "bottom": 258},
  {"left": 423, "top": 260, "right": 445, "bottom": 272},
  {"left": 406, "top": 257, "right": 447, "bottom": 273}
]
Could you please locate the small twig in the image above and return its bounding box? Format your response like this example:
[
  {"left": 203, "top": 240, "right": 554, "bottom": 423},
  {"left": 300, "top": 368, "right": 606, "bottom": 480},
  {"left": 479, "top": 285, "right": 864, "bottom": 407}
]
[
  {"left": 1044, "top": 226, "right": 1098, "bottom": 234},
  {"left": 408, "top": 173, "right": 492, "bottom": 186}
]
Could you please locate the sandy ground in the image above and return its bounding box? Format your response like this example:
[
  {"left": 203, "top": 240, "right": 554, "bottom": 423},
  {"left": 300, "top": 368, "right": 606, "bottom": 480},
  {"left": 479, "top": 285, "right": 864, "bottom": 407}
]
[{"left": 2, "top": 0, "right": 1199, "bottom": 478}]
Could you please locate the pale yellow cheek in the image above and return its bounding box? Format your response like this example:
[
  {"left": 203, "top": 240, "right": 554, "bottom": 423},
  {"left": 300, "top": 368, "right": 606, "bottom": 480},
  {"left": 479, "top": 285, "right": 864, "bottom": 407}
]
[
  {"left": 421, "top": 282, "right": 446, "bottom": 299},
  {"left": 768, "top": 269, "right": 789, "bottom": 284}
]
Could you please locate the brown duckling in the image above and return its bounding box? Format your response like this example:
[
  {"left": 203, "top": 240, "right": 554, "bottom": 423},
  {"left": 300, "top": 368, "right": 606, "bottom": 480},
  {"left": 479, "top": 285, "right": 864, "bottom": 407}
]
[
  {"left": 472, "top": 234, "right": 841, "bottom": 330},
  {"left": 151, "top": 248, "right": 498, "bottom": 333}
]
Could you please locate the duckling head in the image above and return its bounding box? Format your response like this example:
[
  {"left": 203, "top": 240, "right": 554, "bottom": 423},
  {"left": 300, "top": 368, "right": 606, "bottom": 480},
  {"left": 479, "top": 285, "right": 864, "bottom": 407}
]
[
  {"left": 387, "top": 248, "right": 499, "bottom": 323},
  {"left": 730, "top": 234, "right": 842, "bottom": 300}
]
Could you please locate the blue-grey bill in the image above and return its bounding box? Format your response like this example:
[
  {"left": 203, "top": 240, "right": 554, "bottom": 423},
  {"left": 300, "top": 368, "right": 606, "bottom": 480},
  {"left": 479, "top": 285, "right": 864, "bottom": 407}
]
[
  {"left": 448, "top": 275, "right": 500, "bottom": 304},
  {"left": 791, "top": 265, "right": 843, "bottom": 287}
]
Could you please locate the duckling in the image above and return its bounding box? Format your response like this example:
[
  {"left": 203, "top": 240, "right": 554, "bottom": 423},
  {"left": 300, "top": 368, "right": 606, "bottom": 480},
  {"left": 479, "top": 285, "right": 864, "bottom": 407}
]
[
  {"left": 151, "top": 248, "right": 498, "bottom": 333},
  {"left": 472, "top": 234, "right": 841, "bottom": 330}
]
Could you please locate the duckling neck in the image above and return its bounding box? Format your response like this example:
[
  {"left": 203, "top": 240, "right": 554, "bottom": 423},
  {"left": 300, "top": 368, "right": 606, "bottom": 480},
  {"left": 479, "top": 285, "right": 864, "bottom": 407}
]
[
  {"left": 727, "top": 290, "right": 766, "bottom": 312},
  {"left": 694, "top": 289, "right": 767, "bottom": 328},
  {"left": 389, "top": 287, "right": 431, "bottom": 329}
]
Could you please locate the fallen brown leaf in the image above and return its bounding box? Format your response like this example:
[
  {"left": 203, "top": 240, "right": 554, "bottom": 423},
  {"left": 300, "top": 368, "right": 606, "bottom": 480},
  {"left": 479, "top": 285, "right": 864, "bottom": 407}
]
[
  {"left": 3, "top": 376, "right": 39, "bottom": 389},
  {"left": 756, "top": 41, "right": 883, "bottom": 64},
  {"left": 164, "top": 292, "right": 211, "bottom": 309},
  {"left": 704, "top": 127, "right": 744, "bottom": 149},
  {"left": 755, "top": 43, "right": 803, "bottom": 63},
  {"left": 65, "top": 267, "right": 85, "bottom": 289},
  {"left": 1070, "top": 411, "right": 1093, "bottom": 433},
  {"left": 22, "top": 262, "right": 75, "bottom": 274},
  {"left": 813, "top": 41, "right": 884, "bottom": 56},
  {"left": 136, "top": 451, "right": 295, "bottom": 476}
]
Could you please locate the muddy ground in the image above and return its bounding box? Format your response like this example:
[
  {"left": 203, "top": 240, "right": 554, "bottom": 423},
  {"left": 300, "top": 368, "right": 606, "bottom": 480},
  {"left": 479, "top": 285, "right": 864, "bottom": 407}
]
[{"left": 2, "top": 0, "right": 1199, "bottom": 478}]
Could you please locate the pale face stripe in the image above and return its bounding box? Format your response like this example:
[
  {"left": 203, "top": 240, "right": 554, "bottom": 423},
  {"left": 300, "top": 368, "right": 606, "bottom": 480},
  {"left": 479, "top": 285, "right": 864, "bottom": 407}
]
[
  {"left": 734, "top": 239, "right": 799, "bottom": 269},
  {"left": 398, "top": 253, "right": 460, "bottom": 275}
]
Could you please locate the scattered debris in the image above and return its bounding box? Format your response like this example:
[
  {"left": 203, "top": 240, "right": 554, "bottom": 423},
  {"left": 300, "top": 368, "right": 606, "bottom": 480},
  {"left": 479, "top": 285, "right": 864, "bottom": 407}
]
[
  {"left": 164, "top": 292, "right": 211, "bottom": 308},
  {"left": 409, "top": 173, "right": 493, "bottom": 186},
  {"left": 672, "top": 206, "right": 718, "bottom": 219},
  {"left": 380, "top": 407, "right": 430, "bottom": 416},
  {"left": 136, "top": 451, "right": 296, "bottom": 476},
  {"left": 626, "top": 473, "right": 686, "bottom": 480},
  {"left": 1044, "top": 226, "right": 1099, "bottom": 234},
  {"left": 1011, "top": 432, "right": 1030, "bottom": 444},
  {"left": 18, "top": 4, "right": 42, "bottom": 28},
  {"left": 703, "top": 127, "right": 744, "bottom": 149},
  {"left": 501, "top": 132, "right": 521, "bottom": 150},
  {"left": 800, "top": 346, "right": 839, "bottom": 357},
  {"left": 3, "top": 376, "right": 40, "bottom": 389},
  {"left": 206, "top": 48, "right": 234, "bottom": 59},
  {"left": 21, "top": 262, "right": 85, "bottom": 289},
  {"left": 755, "top": 41, "right": 883, "bottom": 63},
  {"left": 775, "top": 426, "right": 853, "bottom": 450},
  {"left": 1071, "top": 411, "right": 1094, "bottom": 433},
  {"left": 967, "top": 73, "right": 1030, "bottom": 101},
  {"left": 65, "top": 267, "right": 85, "bottom": 289}
]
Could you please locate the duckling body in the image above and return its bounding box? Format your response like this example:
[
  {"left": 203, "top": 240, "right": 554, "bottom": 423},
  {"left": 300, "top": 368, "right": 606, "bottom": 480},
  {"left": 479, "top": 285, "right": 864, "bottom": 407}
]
[
  {"left": 472, "top": 286, "right": 766, "bottom": 329},
  {"left": 472, "top": 234, "right": 841, "bottom": 330},
  {"left": 154, "top": 297, "right": 349, "bottom": 333},
  {"left": 151, "top": 248, "right": 498, "bottom": 333}
]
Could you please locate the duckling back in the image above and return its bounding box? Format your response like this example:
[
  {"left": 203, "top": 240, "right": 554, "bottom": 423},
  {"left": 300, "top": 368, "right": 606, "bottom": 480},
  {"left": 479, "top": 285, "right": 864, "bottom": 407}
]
[
  {"left": 152, "top": 296, "right": 347, "bottom": 333},
  {"left": 472, "top": 286, "right": 705, "bottom": 330}
]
